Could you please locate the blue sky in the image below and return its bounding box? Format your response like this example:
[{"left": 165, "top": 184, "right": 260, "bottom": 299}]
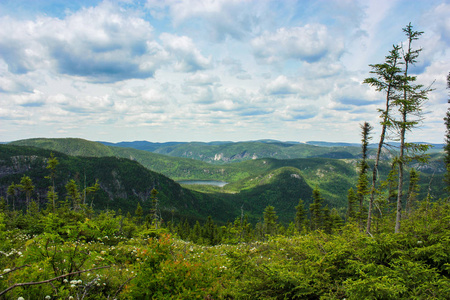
[{"left": 0, "top": 0, "right": 449, "bottom": 143}]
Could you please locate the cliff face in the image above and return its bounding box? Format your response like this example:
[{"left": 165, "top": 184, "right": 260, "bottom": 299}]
[{"left": 0, "top": 155, "right": 46, "bottom": 177}]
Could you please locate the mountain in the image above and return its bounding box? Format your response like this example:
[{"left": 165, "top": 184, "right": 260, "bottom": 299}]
[
  {"left": 7, "top": 138, "right": 447, "bottom": 222},
  {"left": 99, "top": 140, "right": 367, "bottom": 163},
  {"left": 0, "top": 144, "right": 238, "bottom": 223}
]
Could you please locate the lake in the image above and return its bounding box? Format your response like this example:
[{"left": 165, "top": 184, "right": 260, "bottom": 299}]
[{"left": 177, "top": 180, "right": 228, "bottom": 187}]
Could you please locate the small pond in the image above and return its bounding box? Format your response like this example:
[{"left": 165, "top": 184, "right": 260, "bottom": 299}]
[{"left": 177, "top": 180, "right": 228, "bottom": 187}]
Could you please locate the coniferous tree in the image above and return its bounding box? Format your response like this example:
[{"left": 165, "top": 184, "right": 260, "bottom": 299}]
[
  {"left": 135, "top": 203, "right": 143, "bottom": 226},
  {"left": 46, "top": 187, "right": 58, "bottom": 213},
  {"left": 295, "top": 199, "right": 306, "bottom": 233},
  {"left": 7, "top": 182, "right": 17, "bottom": 211},
  {"left": 393, "top": 23, "right": 432, "bottom": 233},
  {"left": 364, "top": 46, "right": 402, "bottom": 234},
  {"left": 0, "top": 197, "right": 6, "bottom": 213},
  {"left": 65, "top": 179, "right": 81, "bottom": 212},
  {"left": 263, "top": 205, "right": 278, "bottom": 236},
  {"left": 309, "top": 188, "right": 323, "bottom": 231},
  {"left": 346, "top": 188, "right": 358, "bottom": 221},
  {"left": 356, "top": 122, "right": 373, "bottom": 230},
  {"left": 19, "top": 175, "right": 34, "bottom": 210},
  {"left": 45, "top": 152, "right": 59, "bottom": 191},
  {"left": 85, "top": 180, "right": 100, "bottom": 208},
  {"left": 149, "top": 188, "right": 160, "bottom": 229},
  {"left": 405, "top": 168, "right": 420, "bottom": 216},
  {"left": 444, "top": 72, "right": 450, "bottom": 197},
  {"left": 45, "top": 153, "right": 59, "bottom": 212}
]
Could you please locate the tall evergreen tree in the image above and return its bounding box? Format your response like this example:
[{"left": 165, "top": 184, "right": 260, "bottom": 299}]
[
  {"left": 444, "top": 72, "right": 450, "bottom": 197},
  {"left": 44, "top": 153, "right": 59, "bottom": 212},
  {"left": 309, "top": 188, "right": 323, "bottom": 231},
  {"left": 364, "top": 45, "right": 402, "bottom": 234},
  {"left": 65, "top": 179, "right": 81, "bottom": 212},
  {"left": 263, "top": 205, "right": 278, "bottom": 236},
  {"left": 135, "top": 202, "right": 143, "bottom": 226},
  {"left": 393, "top": 23, "right": 431, "bottom": 233},
  {"left": 148, "top": 188, "right": 160, "bottom": 229},
  {"left": 356, "top": 122, "right": 373, "bottom": 230},
  {"left": 7, "top": 182, "right": 17, "bottom": 211},
  {"left": 295, "top": 199, "right": 306, "bottom": 233},
  {"left": 19, "top": 175, "right": 34, "bottom": 209}
]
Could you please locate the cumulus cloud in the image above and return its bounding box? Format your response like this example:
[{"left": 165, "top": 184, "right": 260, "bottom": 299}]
[
  {"left": 251, "top": 24, "right": 344, "bottom": 64},
  {"left": 265, "top": 75, "right": 300, "bottom": 95},
  {"left": 148, "top": 0, "right": 259, "bottom": 41},
  {"left": 423, "top": 3, "right": 450, "bottom": 46},
  {"left": 0, "top": 1, "right": 167, "bottom": 82},
  {"left": 184, "top": 73, "right": 220, "bottom": 86},
  {"left": 160, "top": 33, "right": 212, "bottom": 72},
  {"left": 12, "top": 89, "right": 46, "bottom": 107}
]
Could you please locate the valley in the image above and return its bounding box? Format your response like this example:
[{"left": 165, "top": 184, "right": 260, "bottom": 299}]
[{"left": 2, "top": 138, "right": 446, "bottom": 224}]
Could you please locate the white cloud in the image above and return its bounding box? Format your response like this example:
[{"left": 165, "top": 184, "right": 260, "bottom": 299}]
[
  {"left": 160, "top": 33, "right": 212, "bottom": 72},
  {"left": 0, "top": 1, "right": 167, "bottom": 82},
  {"left": 149, "top": 0, "right": 259, "bottom": 41},
  {"left": 251, "top": 24, "right": 344, "bottom": 64}
]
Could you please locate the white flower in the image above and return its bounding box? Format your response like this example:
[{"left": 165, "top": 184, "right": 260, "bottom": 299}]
[
  {"left": 63, "top": 279, "right": 68, "bottom": 283},
  {"left": 45, "top": 296, "right": 51, "bottom": 300},
  {"left": 17, "top": 297, "right": 25, "bottom": 300},
  {"left": 3, "top": 268, "right": 11, "bottom": 273}
]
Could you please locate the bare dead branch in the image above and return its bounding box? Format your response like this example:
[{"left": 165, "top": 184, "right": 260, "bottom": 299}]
[{"left": 0, "top": 265, "right": 110, "bottom": 297}]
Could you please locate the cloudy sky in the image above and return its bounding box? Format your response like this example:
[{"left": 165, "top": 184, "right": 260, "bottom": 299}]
[{"left": 0, "top": 0, "right": 449, "bottom": 143}]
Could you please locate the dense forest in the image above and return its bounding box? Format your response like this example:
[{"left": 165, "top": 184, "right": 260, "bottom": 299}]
[{"left": 0, "top": 24, "right": 449, "bottom": 299}]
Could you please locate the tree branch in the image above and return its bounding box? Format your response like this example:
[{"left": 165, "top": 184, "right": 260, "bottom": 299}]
[
  {"left": 0, "top": 264, "right": 31, "bottom": 277},
  {"left": 0, "top": 265, "right": 110, "bottom": 297}
]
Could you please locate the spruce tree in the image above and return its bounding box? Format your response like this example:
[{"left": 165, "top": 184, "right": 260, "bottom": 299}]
[
  {"left": 263, "top": 205, "right": 278, "bottom": 236},
  {"left": 19, "top": 175, "right": 34, "bottom": 210},
  {"left": 405, "top": 168, "right": 420, "bottom": 216},
  {"left": 364, "top": 45, "right": 402, "bottom": 234},
  {"left": 7, "top": 182, "right": 17, "bottom": 211},
  {"left": 356, "top": 122, "right": 372, "bottom": 230},
  {"left": 135, "top": 203, "right": 143, "bottom": 226},
  {"left": 149, "top": 188, "right": 159, "bottom": 229},
  {"left": 444, "top": 72, "right": 450, "bottom": 197},
  {"left": 346, "top": 188, "right": 357, "bottom": 221},
  {"left": 309, "top": 188, "right": 323, "bottom": 231},
  {"left": 393, "top": 23, "right": 432, "bottom": 233},
  {"left": 65, "top": 179, "right": 81, "bottom": 212},
  {"left": 295, "top": 199, "right": 306, "bottom": 232}
]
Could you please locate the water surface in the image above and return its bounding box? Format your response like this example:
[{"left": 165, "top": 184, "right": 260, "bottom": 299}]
[{"left": 177, "top": 180, "right": 228, "bottom": 187}]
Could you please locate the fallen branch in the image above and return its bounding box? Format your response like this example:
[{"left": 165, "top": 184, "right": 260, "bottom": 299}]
[{"left": 0, "top": 265, "right": 111, "bottom": 297}]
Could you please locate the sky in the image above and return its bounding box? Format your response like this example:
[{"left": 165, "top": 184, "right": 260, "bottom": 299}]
[{"left": 0, "top": 0, "right": 449, "bottom": 143}]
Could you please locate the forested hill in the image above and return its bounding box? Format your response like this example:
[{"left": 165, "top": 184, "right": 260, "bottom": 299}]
[
  {"left": 0, "top": 144, "right": 240, "bottom": 223},
  {"left": 5, "top": 138, "right": 448, "bottom": 223},
  {"left": 99, "top": 140, "right": 367, "bottom": 162},
  {"left": 99, "top": 139, "right": 444, "bottom": 163}
]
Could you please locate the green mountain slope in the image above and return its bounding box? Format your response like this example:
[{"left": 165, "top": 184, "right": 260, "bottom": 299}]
[
  {"left": 0, "top": 145, "right": 238, "bottom": 223},
  {"left": 12, "top": 138, "right": 116, "bottom": 157},
  {"left": 7, "top": 138, "right": 446, "bottom": 222},
  {"left": 101, "top": 140, "right": 366, "bottom": 163}
]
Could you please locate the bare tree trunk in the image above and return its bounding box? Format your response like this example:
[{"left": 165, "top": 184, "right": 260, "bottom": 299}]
[{"left": 395, "top": 118, "right": 406, "bottom": 233}]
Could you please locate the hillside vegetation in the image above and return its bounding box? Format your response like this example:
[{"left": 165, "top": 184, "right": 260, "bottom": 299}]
[{"left": 8, "top": 138, "right": 447, "bottom": 212}]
